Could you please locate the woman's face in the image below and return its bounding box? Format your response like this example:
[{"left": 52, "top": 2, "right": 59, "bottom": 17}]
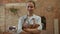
[{"left": 27, "top": 2, "right": 35, "bottom": 12}]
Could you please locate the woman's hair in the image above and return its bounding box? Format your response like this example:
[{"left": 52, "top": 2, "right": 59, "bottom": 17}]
[{"left": 27, "top": 1, "right": 36, "bottom": 7}]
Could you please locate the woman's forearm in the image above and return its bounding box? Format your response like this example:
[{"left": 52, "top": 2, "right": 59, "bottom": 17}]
[
  {"left": 23, "top": 28, "right": 40, "bottom": 33},
  {"left": 23, "top": 28, "right": 31, "bottom": 32}
]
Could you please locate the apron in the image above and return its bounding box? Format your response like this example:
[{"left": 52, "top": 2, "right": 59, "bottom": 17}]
[{"left": 21, "top": 17, "right": 40, "bottom": 34}]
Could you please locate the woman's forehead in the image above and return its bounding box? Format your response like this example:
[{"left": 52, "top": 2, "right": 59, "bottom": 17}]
[{"left": 26, "top": 2, "right": 34, "bottom": 6}]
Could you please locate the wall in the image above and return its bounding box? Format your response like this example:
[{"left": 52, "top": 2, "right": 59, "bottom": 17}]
[{"left": 0, "top": 0, "right": 59, "bottom": 34}]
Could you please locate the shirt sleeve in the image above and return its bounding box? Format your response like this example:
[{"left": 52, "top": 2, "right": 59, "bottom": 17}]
[
  {"left": 17, "top": 17, "right": 23, "bottom": 34},
  {"left": 37, "top": 17, "right": 42, "bottom": 30}
]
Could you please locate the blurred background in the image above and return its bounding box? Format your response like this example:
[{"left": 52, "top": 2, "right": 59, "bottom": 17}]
[{"left": 0, "top": 0, "right": 60, "bottom": 34}]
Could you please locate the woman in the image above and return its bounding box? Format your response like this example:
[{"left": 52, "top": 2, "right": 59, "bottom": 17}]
[{"left": 17, "top": 1, "right": 42, "bottom": 34}]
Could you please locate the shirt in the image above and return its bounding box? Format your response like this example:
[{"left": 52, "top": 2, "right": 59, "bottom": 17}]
[{"left": 17, "top": 14, "right": 42, "bottom": 34}]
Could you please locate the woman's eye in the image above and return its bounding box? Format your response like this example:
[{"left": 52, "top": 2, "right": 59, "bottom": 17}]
[
  {"left": 30, "top": 6, "right": 33, "bottom": 8},
  {"left": 28, "top": 6, "right": 33, "bottom": 8}
]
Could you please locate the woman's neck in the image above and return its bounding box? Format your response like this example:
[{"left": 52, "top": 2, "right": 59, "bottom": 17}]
[{"left": 28, "top": 12, "right": 33, "bottom": 17}]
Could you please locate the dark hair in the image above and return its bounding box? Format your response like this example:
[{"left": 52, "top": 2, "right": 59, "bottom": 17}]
[{"left": 27, "top": 1, "right": 36, "bottom": 7}]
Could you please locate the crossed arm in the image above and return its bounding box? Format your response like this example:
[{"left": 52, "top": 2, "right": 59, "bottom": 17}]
[{"left": 23, "top": 28, "right": 41, "bottom": 33}]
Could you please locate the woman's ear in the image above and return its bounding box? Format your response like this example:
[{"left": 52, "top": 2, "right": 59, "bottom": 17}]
[
  {"left": 34, "top": 7, "right": 36, "bottom": 10},
  {"left": 34, "top": 6, "right": 36, "bottom": 9}
]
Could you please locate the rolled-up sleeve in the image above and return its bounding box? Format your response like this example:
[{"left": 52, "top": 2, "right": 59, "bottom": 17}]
[
  {"left": 37, "top": 17, "right": 42, "bottom": 30},
  {"left": 17, "top": 17, "right": 23, "bottom": 34}
]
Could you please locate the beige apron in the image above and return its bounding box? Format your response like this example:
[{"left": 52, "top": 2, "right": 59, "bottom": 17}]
[{"left": 20, "top": 18, "right": 40, "bottom": 34}]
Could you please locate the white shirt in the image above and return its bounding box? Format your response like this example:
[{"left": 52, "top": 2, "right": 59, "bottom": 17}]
[{"left": 17, "top": 14, "right": 42, "bottom": 34}]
